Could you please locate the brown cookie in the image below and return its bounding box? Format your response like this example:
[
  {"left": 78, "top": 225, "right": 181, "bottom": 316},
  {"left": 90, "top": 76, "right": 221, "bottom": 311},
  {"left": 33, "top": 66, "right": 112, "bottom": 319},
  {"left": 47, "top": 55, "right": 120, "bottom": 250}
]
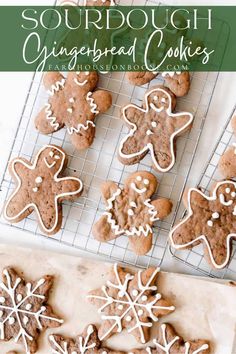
[
  {"left": 4, "top": 144, "right": 83, "bottom": 235},
  {"left": 118, "top": 85, "right": 193, "bottom": 172},
  {"left": 49, "top": 324, "right": 124, "bottom": 354},
  {"left": 169, "top": 180, "right": 236, "bottom": 269},
  {"left": 93, "top": 171, "right": 172, "bottom": 255},
  {"left": 126, "top": 72, "right": 190, "bottom": 97},
  {"left": 218, "top": 116, "right": 236, "bottom": 178},
  {"left": 35, "top": 72, "right": 112, "bottom": 150},
  {"left": 87, "top": 263, "right": 175, "bottom": 344},
  {"left": 131, "top": 323, "right": 210, "bottom": 354},
  {"left": 0, "top": 267, "right": 63, "bottom": 354}
]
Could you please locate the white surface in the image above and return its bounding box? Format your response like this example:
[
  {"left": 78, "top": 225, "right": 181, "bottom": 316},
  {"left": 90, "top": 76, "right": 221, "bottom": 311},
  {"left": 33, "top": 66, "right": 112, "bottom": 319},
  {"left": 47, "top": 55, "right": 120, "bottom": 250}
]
[{"left": 0, "top": 0, "right": 236, "bottom": 277}]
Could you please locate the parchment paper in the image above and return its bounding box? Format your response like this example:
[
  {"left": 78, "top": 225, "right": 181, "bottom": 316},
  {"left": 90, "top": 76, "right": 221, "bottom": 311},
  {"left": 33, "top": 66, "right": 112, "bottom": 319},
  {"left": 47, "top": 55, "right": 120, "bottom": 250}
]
[{"left": 0, "top": 244, "right": 235, "bottom": 354}]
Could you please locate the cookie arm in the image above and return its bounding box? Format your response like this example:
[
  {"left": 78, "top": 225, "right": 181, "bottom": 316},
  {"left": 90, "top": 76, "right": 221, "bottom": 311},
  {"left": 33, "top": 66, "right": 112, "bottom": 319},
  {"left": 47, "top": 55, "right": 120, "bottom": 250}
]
[
  {"left": 56, "top": 177, "right": 83, "bottom": 201},
  {"left": 35, "top": 106, "right": 64, "bottom": 135},
  {"left": 151, "top": 198, "right": 172, "bottom": 220},
  {"left": 91, "top": 90, "right": 112, "bottom": 114},
  {"left": 43, "top": 72, "right": 65, "bottom": 90}
]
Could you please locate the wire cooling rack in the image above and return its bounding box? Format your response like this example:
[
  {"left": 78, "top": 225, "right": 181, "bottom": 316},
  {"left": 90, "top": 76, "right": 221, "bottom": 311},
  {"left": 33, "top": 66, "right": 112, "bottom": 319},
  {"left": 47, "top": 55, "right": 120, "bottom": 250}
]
[
  {"left": 170, "top": 106, "right": 236, "bottom": 280},
  {"left": 0, "top": 0, "right": 230, "bottom": 269}
]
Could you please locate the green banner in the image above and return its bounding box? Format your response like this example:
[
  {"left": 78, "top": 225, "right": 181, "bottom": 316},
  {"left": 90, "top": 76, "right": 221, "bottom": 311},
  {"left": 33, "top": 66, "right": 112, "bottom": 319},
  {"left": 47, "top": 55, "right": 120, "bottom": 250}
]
[{"left": 0, "top": 6, "right": 235, "bottom": 71}]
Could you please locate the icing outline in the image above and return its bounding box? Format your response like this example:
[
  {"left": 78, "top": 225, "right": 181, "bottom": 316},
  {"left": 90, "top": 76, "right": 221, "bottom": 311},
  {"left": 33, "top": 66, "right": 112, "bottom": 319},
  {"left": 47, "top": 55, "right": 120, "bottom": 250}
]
[
  {"left": 169, "top": 180, "right": 236, "bottom": 269},
  {"left": 119, "top": 87, "right": 193, "bottom": 172},
  {"left": 4, "top": 145, "right": 83, "bottom": 234}
]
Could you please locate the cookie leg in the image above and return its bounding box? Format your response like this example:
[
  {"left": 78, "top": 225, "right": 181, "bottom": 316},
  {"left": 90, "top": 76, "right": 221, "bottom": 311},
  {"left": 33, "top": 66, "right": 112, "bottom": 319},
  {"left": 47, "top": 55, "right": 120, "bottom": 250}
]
[
  {"left": 37, "top": 201, "right": 62, "bottom": 235},
  {"left": 69, "top": 126, "right": 96, "bottom": 150},
  {"left": 129, "top": 232, "right": 153, "bottom": 255}
]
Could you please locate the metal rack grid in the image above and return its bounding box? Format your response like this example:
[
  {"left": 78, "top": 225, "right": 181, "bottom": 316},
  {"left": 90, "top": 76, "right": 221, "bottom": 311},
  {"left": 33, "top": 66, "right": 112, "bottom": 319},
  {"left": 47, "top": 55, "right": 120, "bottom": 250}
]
[
  {"left": 0, "top": 0, "right": 229, "bottom": 270},
  {"left": 170, "top": 106, "right": 236, "bottom": 280}
]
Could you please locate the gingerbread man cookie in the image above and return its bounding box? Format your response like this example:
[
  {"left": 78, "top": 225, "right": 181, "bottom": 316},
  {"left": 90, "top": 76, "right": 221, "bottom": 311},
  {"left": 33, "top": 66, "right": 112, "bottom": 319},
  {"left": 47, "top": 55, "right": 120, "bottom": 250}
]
[
  {"left": 118, "top": 86, "right": 193, "bottom": 172},
  {"left": 131, "top": 323, "right": 210, "bottom": 354},
  {"left": 49, "top": 324, "right": 124, "bottom": 354},
  {"left": 93, "top": 171, "right": 172, "bottom": 255},
  {"left": 88, "top": 264, "right": 175, "bottom": 344},
  {"left": 4, "top": 145, "right": 83, "bottom": 235},
  {"left": 127, "top": 72, "right": 190, "bottom": 97},
  {"left": 0, "top": 267, "right": 63, "bottom": 354},
  {"left": 35, "top": 72, "right": 112, "bottom": 150},
  {"left": 170, "top": 180, "right": 236, "bottom": 269},
  {"left": 219, "top": 115, "right": 236, "bottom": 178}
]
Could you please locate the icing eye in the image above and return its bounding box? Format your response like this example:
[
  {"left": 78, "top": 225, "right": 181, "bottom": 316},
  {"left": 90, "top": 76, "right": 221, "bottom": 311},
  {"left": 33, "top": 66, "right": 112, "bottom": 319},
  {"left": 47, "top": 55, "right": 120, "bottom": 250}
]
[
  {"left": 225, "top": 188, "right": 231, "bottom": 194},
  {"left": 55, "top": 155, "right": 60, "bottom": 160},
  {"left": 207, "top": 220, "right": 213, "bottom": 227},
  {"left": 136, "top": 176, "right": 142, "bottom": 181},
  {"left": 49, "top": 151, "right": 54, "bottom": 158},
  {"left": 153, "top": 95, "right": 158, "bottom": 101},
  {"left": 69, "top": 97, "right": 74, "bottom": 103},
  {"left": 161, "top": 97, "right": 166, "bottom": 103},
  {"left": 85, "top": 71, "right": 89, "bottom": 75},
  {"left": 231, "top": 191, "right": 236, "bottom": 197},
  {"left": 144, "top": 179, "right": 149, "bottom": 185}
]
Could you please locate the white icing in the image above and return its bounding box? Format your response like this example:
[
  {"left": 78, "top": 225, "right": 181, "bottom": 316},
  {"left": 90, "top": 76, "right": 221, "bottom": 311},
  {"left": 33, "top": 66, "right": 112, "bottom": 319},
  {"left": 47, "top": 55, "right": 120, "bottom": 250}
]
[
  {"left": 47, "top": 78, "right": 65, "bottom": 96},
  {"left": 162, "top": 71, "right": 181, "bottom": 77},
  {"left": 207, "top": 220, "right": 213, "bottom": 227},
  {"left": 32, "top": 187, "right": 38, "bottom": 193},
  {"left": 45, "top": 103, "right": 60, "bottom": 131},
  {"left": 131, "top": 182, "right": 147, "bottom": 194},
  {"left": 119, "top": 87, "right": 193, "bottom": 172},
  {"left": 35, "top": 176, "right": 43, "bottom": 184},
  {"left": 86, "top": 92, "right": 99, "bottom": 114},
  {"left": 87, "top": 264, "right": 174, "bottom": 344},
  {"left": 144, "top": 179, "right": 149, "bottom": 185},
  {"left": 69, "top": 97, "right": 75, "bottom": 103},
  {"left": 146, "top": 130, "right": 153, "bottom": 136},
  {"left": 128, "top": 209, "right": 134, "bottom": 216},
  {"left": 67, "top": 121, "right": 95, "bottom": 135},
  {"left": 0, "top": 311, "right": 3, "bottom": 318},
  {"left": 4, "top": 145, "right": 83, "bottom": 234},
  {"left": 170, "top": 180, "right": 236, "bottom": 269},
  {"left": 144, "top": 324, "right": 209, "bottom": 354},
  {"left": 67, "top": 108, "right": 73, "bottom": 114},
  {"left": 132, "top": 289, "right": 138, "bottom": 296},
  {"left": 212, "top": 212, "right": 219, "bottom": 219},
  {"left": 49, "top": 324, "right": 96, "bottom": 354},
  {"left": 151, "top": 121, "right": 157, "bottom": 128},
  {"left": 0, "top": 297, "right": 5, "bottom": 303},
  {"left": 49, "top": 151, "right": 54, "bottom": 158},
  {"left": 232, "top": 192, "right": 236, "bottom": 197},
  {"left": 104, "top": 181, "right": 159, "bottom": 238},
  {"left": 0, "top": 269, "right": 63, "bottom": 351},
  {"left": 225, "top": 187, "right": 231, "bottom": 193},
  {"left": 219, "top": 193, "right": 233, "bottom": 206},
  {"left": 233, "top": 142, "right": 236, "bottom": 154},
  {"left": 74, "top": 71, "right": 89, "bottom": 86}
]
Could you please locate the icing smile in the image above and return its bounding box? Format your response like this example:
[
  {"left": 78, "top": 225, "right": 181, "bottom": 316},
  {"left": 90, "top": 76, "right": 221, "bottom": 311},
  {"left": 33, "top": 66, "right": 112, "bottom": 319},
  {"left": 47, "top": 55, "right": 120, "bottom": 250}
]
[
  {"left": 131, "top": 183, "right": 147, "bottom": 194},
  {"left": 44, "top": 158, "right": 56, "bottom": 169}
]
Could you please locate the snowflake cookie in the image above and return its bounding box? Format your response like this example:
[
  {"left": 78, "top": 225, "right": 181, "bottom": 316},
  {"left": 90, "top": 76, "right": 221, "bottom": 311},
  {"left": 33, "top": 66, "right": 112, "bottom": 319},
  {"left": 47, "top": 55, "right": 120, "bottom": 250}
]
[
  {"left": 126, "top": 72, "right": 190, "bottom": 97},
  {"left": 218, "top": 115, "right": 236, "bottom": 178},
  {"left": 130, "top": 323, "right": 210, "bottom": 354},
  {"left": 92, "top": 171, "right": 172, "bottom": 255},
  {"left": 4, "top": 145, "right": 83, "bottom": 235},
  {"left": 49, "top": 324, "right": 123, "bottom": 354},
  {"left": 0, "top": 267, "right": 63, "bottom": 354},
  {"left": 118, "top": 85, "right": 193, "bottom": 172},
  {"left": 35, "top": 72, "right": 112, "bottom": 150},
  {"left": 169, "top": 180, "right": 236, "bottom": 269},
  {"left": 87, "top": 263, "right": 175, "bottom": 344}
]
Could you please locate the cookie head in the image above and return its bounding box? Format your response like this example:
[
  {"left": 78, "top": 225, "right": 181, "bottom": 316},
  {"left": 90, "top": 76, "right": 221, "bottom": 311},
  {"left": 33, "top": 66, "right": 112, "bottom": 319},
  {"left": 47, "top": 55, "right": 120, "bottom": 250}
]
[
  {"left": 40, "top": 146, "right": 65, "bottom": 172},
  {"left": 215, "top": 181, "right": 236, "bottom": 205},
  {"left": 146, "top": 87, "right": 174, "bottom": 113},
  {"left": 125, "top": 171, "right": 157, "bottom": 197}
]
